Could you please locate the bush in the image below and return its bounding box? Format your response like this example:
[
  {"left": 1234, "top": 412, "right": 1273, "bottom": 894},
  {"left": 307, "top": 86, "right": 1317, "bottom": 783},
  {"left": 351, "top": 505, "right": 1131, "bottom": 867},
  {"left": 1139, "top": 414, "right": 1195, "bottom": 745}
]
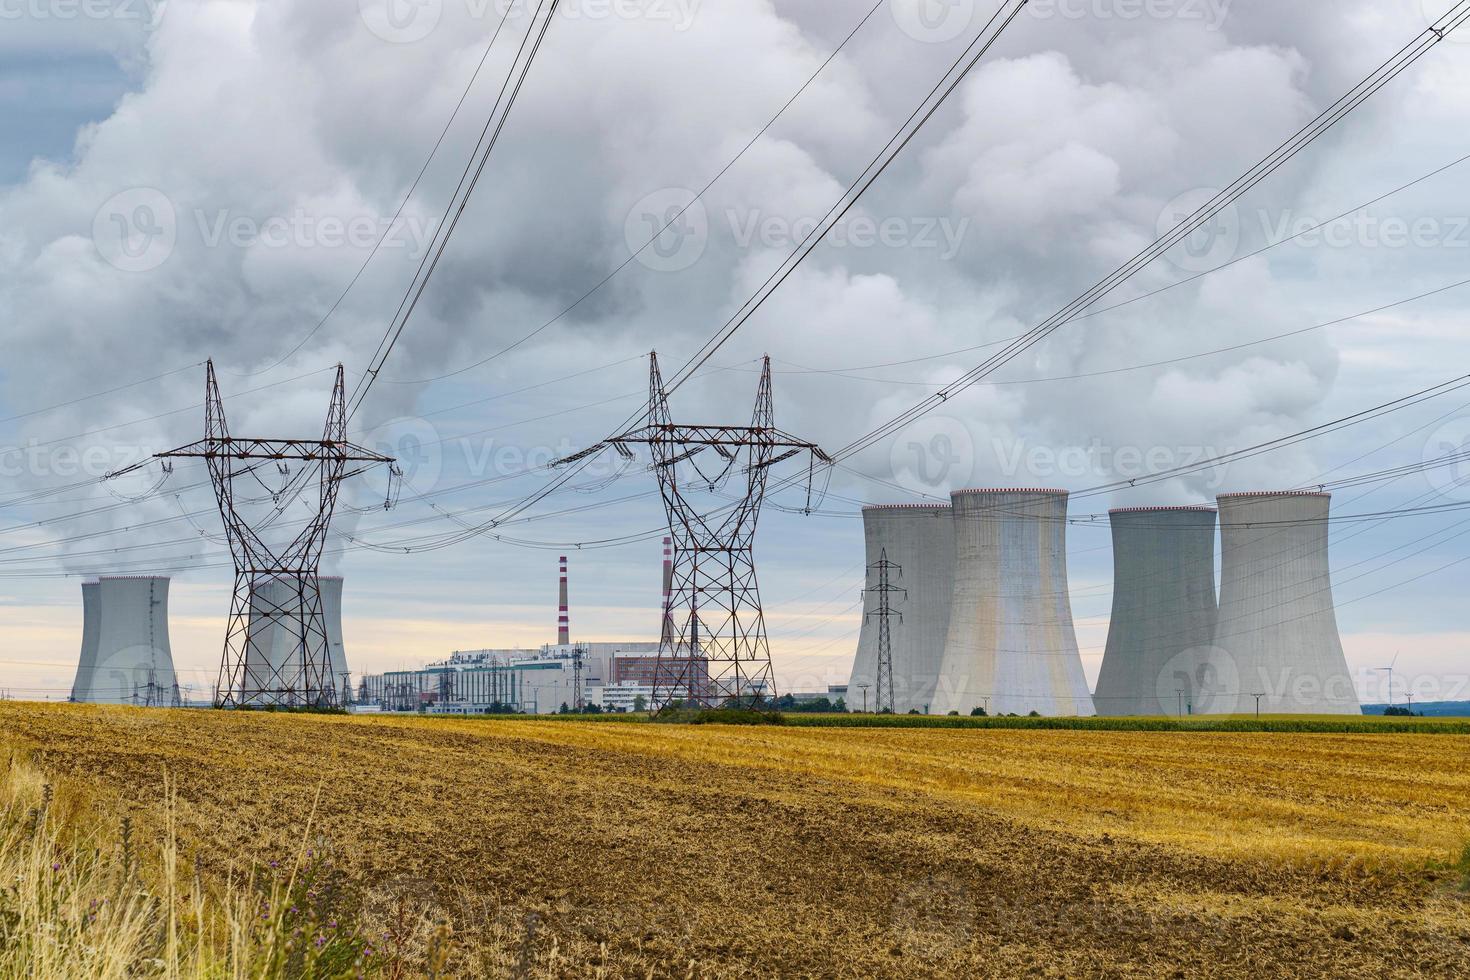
[{"left": 654, "top": 708, "right": 786, "bottom": 726}]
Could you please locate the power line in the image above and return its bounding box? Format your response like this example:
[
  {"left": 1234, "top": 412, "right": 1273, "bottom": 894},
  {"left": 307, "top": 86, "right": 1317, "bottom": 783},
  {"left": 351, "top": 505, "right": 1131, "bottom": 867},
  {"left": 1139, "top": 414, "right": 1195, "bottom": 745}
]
[
  {"left": 795, "top": 6, "right": 1470, "bottom": 480},
  {"left": 234, "top": 5, "right": 517, "bottom": 378},
  {"left": 347, "top": 0, "right": 564, "bottom": 420},
  {"left": 381, "top": 0, "right": 889, "bottom": 386}
]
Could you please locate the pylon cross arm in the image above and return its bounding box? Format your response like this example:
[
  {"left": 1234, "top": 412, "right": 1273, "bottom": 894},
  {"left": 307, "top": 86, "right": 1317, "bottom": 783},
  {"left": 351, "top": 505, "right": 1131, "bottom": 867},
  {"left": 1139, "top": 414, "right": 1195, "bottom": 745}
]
[{"left": 154, "top": 437, "right": 394, "bottom": 464}]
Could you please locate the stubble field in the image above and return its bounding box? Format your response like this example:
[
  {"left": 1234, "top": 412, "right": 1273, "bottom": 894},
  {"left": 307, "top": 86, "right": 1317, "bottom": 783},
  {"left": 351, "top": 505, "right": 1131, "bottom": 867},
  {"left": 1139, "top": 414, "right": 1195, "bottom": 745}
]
[{"left": 1, "top": 702, "right": 1468, "bottom": 977}]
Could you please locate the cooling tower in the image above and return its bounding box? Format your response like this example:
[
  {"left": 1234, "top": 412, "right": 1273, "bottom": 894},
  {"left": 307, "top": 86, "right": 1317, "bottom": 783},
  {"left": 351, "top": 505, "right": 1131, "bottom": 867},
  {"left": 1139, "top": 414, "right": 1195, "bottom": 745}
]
[
  {"left": 1093, "top": 507, "right": 1219, "bottom": 716},
  {"left": 846, "top": 504, "right": 955, "bottom": 713},
  {"left": 69, "top": 581, "right": 101, "bottom": 703},
  {"left": 69, "top": 576, "right": 178, "bottom": 706},
  {"left": 1205, "top": 491, "right": 1360, "bottom": 715},
  {"left": 931, "top": 489, "right": 1094, "bottom": 717},
  {"left": 319, "top": 576, "right": 349, "bottom": 694},
  {"left": 241, "top": 576, "right": 346, "bottom": 706}
]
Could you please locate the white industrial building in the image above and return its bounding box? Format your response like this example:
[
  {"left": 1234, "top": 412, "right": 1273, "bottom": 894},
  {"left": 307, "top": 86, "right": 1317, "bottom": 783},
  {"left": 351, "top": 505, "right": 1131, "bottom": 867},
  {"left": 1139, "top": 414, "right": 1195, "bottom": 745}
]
[
  {"left": 1094, "top": 507, "right": 1220, "bottom": 716},
  {"left": 847, "top": 504, "right": 955, "bottom": 714},
  {"left": 360, "top": 642, "right": 662, "bottom": 714},
  {"left": 69, "top": 576, "right": 179, "bottom": 706},
  {"left": 931, "top": 489, "right": 1095, "bottom": 717},
  {"left": 1205, "top": 491, "right": 1360, "bottom": 715}
]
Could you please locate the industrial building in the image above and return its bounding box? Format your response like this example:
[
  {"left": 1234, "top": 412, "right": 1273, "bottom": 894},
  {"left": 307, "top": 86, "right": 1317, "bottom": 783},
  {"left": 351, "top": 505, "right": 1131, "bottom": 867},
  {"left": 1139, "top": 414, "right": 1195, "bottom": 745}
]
[
  {"left": 1206, "top": 491, "right": 1360, "bottom": 715},
  {"left": 1094, "top": 507, "right": 1219, "bottom": 716},
  {"left": 846, "top": 504, "right": 955, "bottom": 713},
  {"left": 931, "top": 489, "right": 1095, "bottom": 717},
  {"left": 69, "top": 576, "right": 179, "bottom": 706},
  {"left": 359, "top": 642, "right": 664, "bottom": 714}
]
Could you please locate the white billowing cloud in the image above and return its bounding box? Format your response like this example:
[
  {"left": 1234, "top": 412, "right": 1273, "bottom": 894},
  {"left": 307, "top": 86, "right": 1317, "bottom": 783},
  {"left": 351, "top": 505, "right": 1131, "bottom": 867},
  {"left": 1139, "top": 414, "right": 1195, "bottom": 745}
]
[{"left": 1, "top": 0, "right": 1469, "bottom": 692}]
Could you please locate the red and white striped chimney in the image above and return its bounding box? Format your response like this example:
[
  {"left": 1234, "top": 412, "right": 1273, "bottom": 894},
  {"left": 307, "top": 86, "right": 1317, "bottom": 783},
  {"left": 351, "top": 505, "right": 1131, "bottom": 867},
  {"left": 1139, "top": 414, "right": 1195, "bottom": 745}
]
[
  {"left": 661, "top": 536, "right": 674, "bottom": 645},
  {"left": 558, "top": 555, "right": 570, "bottom": 646}
]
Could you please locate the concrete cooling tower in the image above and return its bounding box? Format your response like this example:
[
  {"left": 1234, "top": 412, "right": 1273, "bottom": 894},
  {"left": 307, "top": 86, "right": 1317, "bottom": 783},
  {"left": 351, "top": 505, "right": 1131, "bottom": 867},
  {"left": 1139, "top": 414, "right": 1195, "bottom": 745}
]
[
  {"left": 69, "top": 576, "right": 178, "bottom": 706},
  {"left": 1205, "top": 491, "right": 1360, "bottom": 715},
  {"left": 932, "top": 490, "right": 1094, "bottom": 717},
  {"left": 1093, "top": 507, "right": 1219, "bottom": 716},
  {"left": 846, "top": 504, "right": 955, "bottom": 714},
  {"left": 242, "top": 576, "right": 349, "bottom": 706},
  {"left": 319, "top": 576, "right": 350, "bottom": 695}
]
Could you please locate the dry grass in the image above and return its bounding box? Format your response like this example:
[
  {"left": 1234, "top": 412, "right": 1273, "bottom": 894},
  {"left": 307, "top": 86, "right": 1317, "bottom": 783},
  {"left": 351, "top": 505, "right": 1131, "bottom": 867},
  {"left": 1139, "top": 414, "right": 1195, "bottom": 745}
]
[
  {"left": 0, "top": 749, "right": 377, "bottom": 978},
  {"left": 1, "top": 702, "right": 1468, "bottom": 977}
]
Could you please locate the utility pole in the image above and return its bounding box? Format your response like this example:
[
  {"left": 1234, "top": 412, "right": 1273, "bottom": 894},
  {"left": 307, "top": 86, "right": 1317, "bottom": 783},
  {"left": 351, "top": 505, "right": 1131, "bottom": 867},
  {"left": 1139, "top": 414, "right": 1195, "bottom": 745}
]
[
  {"left": 864, "top": 549, "right": 906, "bottom": 714},
  {"left": 1176, "top": 688, "right": 1185, "bottom": 719},
  {"left": 857, "top": 683, "right": 870, "bottom": 714},
  {"left": 572, "top": 644, "right": 585, "bottom": 713},
  {"left": 1251, "top": 693, "right": 1264, "bottom": 721}
]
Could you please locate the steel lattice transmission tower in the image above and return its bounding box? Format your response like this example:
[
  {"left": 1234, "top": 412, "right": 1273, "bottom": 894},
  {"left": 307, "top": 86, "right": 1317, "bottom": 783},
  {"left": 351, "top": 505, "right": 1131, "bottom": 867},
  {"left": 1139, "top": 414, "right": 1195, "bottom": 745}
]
[
  {"left": 109, "top": 361, "right": 396, "bottom": 708},
  {"left": 556, "top": 353, "right": 829, "bottom": 710},
  {"left": 864, "top": 549, "right": 905, "bottom": 714}
]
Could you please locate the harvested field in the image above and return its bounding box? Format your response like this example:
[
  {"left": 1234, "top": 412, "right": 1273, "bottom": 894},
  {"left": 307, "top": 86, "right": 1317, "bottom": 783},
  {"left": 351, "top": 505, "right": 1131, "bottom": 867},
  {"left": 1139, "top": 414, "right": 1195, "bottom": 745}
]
[{"left": 2, "top": 702, "right": 1468, "bottom": 977}]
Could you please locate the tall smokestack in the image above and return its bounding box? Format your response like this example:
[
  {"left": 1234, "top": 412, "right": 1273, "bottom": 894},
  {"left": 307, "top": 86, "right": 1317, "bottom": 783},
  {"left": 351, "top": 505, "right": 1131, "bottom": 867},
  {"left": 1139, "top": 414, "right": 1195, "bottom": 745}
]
[
  {"left": 558, "top": 555, "right": 570, "bottom": 646},
  {"left": 661, "top": 536, "right": 674, "bottom": 645}
]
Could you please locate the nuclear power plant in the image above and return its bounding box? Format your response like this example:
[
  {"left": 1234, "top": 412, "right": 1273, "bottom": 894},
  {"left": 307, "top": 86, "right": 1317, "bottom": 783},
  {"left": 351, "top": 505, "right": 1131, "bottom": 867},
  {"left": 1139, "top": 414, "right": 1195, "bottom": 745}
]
[
  {"left": 55, "top": 485, "right": 1370, "bottom": 717},
  {"left": 931, "top": 490, "right": 1095, "bottom": 717},
  {"left": 1094, "top": 507, "right": 1220, "bottom": 716},
  {"left": 69, "top": 576, "right": 179, "bottom": 706},
  {"left": 847, "top": 504, "right": 954, "bottom": 714},
  {"left": 1206, "top": 491, "right": 1360, "bottom": 715}
]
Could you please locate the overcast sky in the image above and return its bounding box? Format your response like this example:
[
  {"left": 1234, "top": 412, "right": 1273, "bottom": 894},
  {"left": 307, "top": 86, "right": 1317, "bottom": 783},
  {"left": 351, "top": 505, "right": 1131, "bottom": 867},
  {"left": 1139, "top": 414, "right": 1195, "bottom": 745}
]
[{"left": 2, "top": 0, "right": 1469, "bottom": 705}]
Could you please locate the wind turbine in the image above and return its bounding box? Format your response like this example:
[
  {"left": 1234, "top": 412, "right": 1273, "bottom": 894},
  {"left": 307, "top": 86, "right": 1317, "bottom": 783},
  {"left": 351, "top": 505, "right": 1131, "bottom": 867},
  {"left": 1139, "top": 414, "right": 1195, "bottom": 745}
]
[{"left": 1376, "top": 651, "right": 1400, "bottom": 712}]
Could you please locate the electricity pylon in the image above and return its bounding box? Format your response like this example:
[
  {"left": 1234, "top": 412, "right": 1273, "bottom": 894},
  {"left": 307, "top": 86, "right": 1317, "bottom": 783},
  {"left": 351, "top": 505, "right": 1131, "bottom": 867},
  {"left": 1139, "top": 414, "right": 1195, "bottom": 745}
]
[
  {"left": 108, "top": 361, "right": 396, "bottom": 708},
  {"left": 556, "top": 353, "right": 829, "bottom": 710},
  {"left": 864, "top": 549, "right": 905, "bottom": 714}
]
